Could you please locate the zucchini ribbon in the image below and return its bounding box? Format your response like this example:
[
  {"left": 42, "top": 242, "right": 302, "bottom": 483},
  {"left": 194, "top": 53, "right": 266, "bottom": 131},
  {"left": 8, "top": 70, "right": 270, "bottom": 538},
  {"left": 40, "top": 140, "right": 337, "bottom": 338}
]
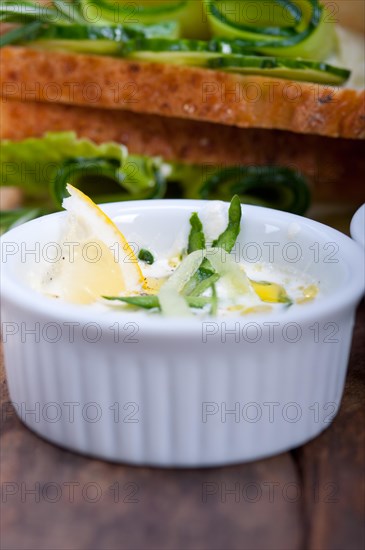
[
  {"left": 203, "top": 0, "right": 335, "bottom": 59},
  {"left": 0, "top": 1, "right": 349, "bottom": 84}
]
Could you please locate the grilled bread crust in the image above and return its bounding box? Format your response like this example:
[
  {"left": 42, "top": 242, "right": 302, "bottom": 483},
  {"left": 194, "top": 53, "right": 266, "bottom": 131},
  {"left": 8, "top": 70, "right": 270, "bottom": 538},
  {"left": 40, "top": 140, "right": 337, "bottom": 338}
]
[{"left": 1, "top": 46, "right": 364, "bottom": 139}]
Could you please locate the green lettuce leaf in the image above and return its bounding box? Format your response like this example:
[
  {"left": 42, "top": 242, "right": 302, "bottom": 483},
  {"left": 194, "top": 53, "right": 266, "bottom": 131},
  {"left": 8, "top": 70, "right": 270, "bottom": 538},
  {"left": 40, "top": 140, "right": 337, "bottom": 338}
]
[{"left": 1, "top": 132, "right": 127, "bottom": 203}]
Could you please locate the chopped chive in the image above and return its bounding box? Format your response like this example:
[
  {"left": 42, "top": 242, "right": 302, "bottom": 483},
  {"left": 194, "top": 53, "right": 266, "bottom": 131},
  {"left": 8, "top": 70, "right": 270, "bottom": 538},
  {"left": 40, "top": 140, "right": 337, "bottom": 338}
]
[
  {"left": 103, "top": 295, "right": 212, "bottom": 310},
  {"left": 188, "top": 212, "right": 206, "bottom": 254},
  {"left": 210, "top": 284, "right": 218, "bottom": 316},
  {"left": 189, "top": 273, "right": 220, "bottom": 297},
  {"left": 138, "top": 249, "right": 154, "bottom": 265},
  {"left": 212, "top": 195, "right": 242, "bottom": 253}
]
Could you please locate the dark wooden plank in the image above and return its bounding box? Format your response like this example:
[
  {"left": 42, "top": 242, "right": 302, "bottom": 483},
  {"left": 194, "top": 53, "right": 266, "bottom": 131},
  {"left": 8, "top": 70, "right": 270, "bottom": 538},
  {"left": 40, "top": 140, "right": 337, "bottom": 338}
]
[
  {"left": 0, "top": 349, "right": 303, "bottom": 550},
  {"left": 294, "top": 303, "right": 365, "bottom": 550}
]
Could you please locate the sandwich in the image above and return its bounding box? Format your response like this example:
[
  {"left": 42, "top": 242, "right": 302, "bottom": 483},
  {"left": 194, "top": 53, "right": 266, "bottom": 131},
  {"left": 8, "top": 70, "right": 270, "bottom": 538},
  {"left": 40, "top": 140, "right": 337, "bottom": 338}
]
[{"left": 1, "top": 0, "right": 364, "bottom": 230}]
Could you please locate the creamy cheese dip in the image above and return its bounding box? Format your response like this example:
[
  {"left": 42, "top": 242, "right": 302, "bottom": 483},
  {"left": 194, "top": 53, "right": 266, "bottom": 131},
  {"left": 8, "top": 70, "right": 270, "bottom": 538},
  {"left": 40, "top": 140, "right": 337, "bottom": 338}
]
[
  {"left": 37, "top": 196, "right": 320, "bottom": 317},
  {"left": 139, "top": 256, "right": 319, "bottom": 317}
]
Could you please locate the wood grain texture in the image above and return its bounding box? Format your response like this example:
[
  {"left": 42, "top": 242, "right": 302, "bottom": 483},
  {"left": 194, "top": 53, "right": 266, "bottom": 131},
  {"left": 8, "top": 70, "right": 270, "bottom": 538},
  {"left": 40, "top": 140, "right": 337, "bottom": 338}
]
[
  {"left": 296, "top": 304, "right": 365, "bottom": 550},
  {"left": 1, "top": 303, "right": 364, "bottom": 550},
  {"left": 0, "top": 359, "right": 303, "bottom": 550},
  {"left": 1, "top": 46, "right": 364, "bottom": 139}
]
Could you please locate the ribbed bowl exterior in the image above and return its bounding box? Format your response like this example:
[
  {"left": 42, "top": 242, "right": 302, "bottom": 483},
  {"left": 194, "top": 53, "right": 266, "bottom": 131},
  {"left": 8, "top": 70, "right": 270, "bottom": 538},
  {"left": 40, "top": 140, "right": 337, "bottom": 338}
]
[
  {"left": 2, "top": 302, "right": 355, "bottom": 467},
  {"left": 2, "top": 200, "right": 363, "bottom": 466}
]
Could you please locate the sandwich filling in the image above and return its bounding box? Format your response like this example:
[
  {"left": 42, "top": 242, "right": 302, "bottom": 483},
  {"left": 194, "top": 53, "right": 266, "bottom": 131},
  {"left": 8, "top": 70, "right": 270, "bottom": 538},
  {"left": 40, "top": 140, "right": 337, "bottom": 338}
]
[{"left": 1, "top": 0, "right": 361, "bottom": 86}]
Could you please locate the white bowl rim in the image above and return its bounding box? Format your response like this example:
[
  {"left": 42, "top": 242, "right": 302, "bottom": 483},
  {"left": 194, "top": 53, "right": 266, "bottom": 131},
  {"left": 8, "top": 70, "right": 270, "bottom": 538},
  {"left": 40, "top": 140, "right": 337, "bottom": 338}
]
[
  {"left": 1, "top": 200, "right": 364, "bottom": 335},
  {"left": 350, "top": 204, "right": 365, "bottom": 248}
]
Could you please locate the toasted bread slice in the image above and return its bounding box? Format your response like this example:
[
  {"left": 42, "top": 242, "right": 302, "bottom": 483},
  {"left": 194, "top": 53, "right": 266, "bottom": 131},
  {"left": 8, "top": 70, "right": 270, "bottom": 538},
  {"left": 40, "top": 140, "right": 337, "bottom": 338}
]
[
  {"left": 1, "top": 45, "right": 364, "bottom": 139},
  {"left": 2, "top": 98, "right": 364, "bottom": 204}
]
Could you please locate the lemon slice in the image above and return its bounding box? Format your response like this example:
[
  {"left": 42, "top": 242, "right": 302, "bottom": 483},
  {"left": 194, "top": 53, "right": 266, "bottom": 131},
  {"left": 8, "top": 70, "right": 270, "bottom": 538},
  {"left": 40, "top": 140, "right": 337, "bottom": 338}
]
[{"left": 43, "top": 184, "right": 145, "bottom": 304}]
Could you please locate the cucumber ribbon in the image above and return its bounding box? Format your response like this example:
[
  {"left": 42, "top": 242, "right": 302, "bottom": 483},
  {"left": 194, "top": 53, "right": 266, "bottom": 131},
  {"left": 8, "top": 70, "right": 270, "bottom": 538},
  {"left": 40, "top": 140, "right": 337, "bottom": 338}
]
[
  {"left": 51, "top": 155, "right": 167, "bottom": 206},
  {"left": 203, "top": 0, "right": 335, "bottom": 59},
  {"left": 52, "top": 157, "right": 310, "bottom": 215},
  {"left": 105, "top": 196, "right": 245, "bottom": 316},
  {"left": 169, "top": 164, "right": 311, "bottom": 215},
  {"left": 0, "top": 133, "right": 311, "bottom": 233},
  {"left": 0, "top": 1, "right": 349, "bottom": 84}
]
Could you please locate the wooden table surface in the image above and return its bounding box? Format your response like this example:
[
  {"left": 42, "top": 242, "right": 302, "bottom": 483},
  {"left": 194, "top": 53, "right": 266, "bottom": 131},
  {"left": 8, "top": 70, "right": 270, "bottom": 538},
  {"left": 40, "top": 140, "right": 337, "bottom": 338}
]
[{"left": 1, "top": 304, "right": 364, "bottom": 550}]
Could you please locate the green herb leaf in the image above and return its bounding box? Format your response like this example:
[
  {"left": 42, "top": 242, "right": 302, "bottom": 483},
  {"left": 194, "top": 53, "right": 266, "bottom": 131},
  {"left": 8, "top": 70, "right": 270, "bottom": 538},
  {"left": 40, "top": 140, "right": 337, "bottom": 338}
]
[
  {"left": 184, "top": 195, "right": 242, "bottom": 295},
  {"left": 103, "top": 295, "right": 211, "bottom": 310},
  {"left": 188, "top": 273, "right": 220, "bottom": 297},
  {"left": 138, "top": 249, "right": 154, "bottom": 265},
  {"left": 210, "top": 283, "right": 218, "bottom": 316},
  {"left": 188, "top": 212, "right": 206, "bottom": 254},
  {"left": 212, "top": 194, "right": 242, "bottom": 253}
]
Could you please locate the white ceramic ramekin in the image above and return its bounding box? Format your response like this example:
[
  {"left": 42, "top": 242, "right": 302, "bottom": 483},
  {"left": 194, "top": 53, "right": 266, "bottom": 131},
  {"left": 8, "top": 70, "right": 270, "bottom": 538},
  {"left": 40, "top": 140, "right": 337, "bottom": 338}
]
[
  {"left": 1, "top": 201, "right": 364, "bottom": 467},
  {"left": 350, "top": 204, "right": 365, "bottom": 248}
]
